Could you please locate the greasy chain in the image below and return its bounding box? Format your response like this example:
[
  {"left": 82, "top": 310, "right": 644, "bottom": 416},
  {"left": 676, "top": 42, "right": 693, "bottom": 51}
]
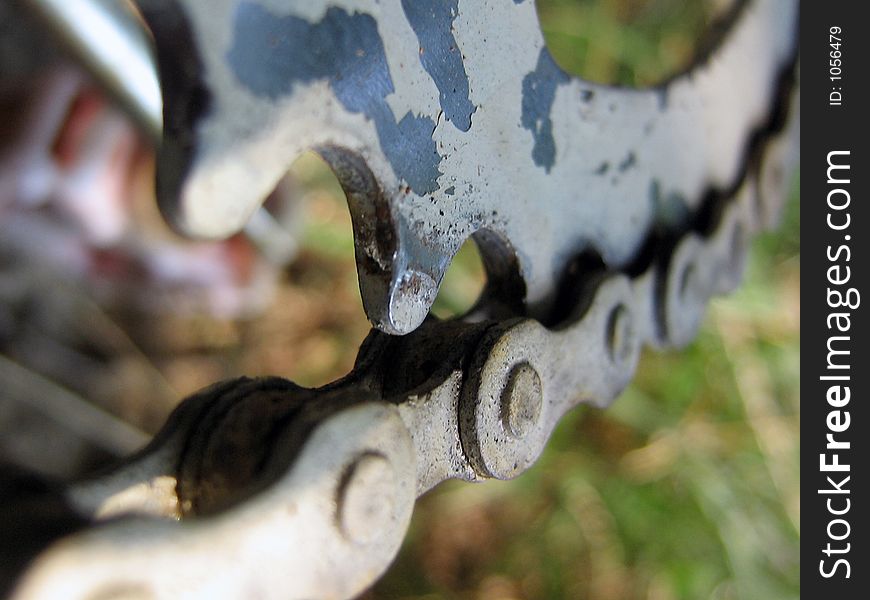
[{"left": 10, "top": 0, "right": 799, "bottom": 598}]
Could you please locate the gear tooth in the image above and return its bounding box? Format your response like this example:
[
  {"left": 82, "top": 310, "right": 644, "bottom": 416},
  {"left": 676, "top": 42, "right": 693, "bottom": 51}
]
[{"left": 384, "top": 269, "right": 438, "bottom": 335}]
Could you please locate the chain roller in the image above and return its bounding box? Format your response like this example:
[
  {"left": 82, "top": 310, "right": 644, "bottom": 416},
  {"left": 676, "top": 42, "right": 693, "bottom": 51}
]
[{"left": 7, "top": 0, "right": 799, "bottom": 597}]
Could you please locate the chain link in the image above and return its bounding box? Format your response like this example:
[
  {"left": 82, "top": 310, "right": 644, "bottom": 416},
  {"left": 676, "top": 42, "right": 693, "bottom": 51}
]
[{"left": 8, "top": 1, "right": 799, "bottom": 598}]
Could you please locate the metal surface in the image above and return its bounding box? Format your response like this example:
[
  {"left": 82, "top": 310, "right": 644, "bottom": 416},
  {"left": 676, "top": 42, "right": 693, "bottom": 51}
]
[
  {"left": 140, "top": 0, "right": 796, "bottom": 336},
  {"left": 22, "top": 0, "right": 163, "bottom": 139},
  {"left": 19, "top": 0, "right": 300, "bottom": 267},
  {"left": 5, "top": 0, "right": 800, "bottom": 598},
  {"left": 18, "top": 402, "right": 416, "bottom": 600}
]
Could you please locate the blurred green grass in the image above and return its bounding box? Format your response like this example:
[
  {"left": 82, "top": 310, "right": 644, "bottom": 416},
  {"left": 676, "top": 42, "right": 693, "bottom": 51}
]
[{"left": 537, "top": 0, "right": 713, "bottom": 86}]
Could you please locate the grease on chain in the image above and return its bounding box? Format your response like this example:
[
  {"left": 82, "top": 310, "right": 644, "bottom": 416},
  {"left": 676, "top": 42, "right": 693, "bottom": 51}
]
[
  {"left": 9, "top": 24, "right": 800, "bottom": 600},
  {"left": 11, "top": 83, "right": 799, "bottom": 600}
]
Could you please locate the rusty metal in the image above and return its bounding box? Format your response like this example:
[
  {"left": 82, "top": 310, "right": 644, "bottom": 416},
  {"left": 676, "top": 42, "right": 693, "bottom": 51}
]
[{"left": 4, "top": 0, "right": 799, "bottom": 598}]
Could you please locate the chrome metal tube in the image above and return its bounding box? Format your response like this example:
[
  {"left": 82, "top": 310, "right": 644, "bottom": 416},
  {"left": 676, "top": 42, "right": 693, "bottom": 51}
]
[{"left": 22, "top": 0, "right": 162, "bottom": 139}]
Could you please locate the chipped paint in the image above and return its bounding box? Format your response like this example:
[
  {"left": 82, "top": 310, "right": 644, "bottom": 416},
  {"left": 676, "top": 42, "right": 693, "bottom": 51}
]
[
  {"left": 401, "top": 0, "right": 475, "bottom": 132},
  {"left": 521, "top": 49, "right": 569, "bottom": 172},
  {"left": 227, "top": 3, "right": 442, "bottom": 194},
  {"left": 151, "top": 0, "right": 800, "bottom": 335}
]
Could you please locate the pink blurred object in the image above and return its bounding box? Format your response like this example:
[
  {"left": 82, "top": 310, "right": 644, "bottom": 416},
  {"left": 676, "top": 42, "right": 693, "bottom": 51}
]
[{"left": 0, "top": 67, "right": 279, "bottom": 319}]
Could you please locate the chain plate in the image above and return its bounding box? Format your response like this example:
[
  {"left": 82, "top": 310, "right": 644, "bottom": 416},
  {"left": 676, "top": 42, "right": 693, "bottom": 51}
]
[{"left": 7, "top": 0, "right": 799, "bottom": 598}]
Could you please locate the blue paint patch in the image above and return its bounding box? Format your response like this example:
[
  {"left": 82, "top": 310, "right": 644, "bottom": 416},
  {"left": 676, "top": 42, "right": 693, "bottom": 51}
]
[
  {"left": 227, "top": 3, "right": 441, "bottom": 194},
  {"left": 401, "top": 0, "right": 475, "bottom": 132},
  {"left": 521, "top": 49, "right": 569, "bottom": 172}
]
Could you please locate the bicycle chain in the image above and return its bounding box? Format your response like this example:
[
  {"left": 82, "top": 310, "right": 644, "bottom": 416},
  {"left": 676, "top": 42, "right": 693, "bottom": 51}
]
[{"left": 9, "top": 1, "right": 799, "bottom": 598}]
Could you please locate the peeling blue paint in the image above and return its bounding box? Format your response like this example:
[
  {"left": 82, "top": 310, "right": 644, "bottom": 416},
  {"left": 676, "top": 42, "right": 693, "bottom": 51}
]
[
  {"left": 401, "top": 0, "right": 475, "bottom": 132},
  {"left": 521, "top": 49, "right": 569, "bottom": 172},
  {"left": 227, "top": 3, "right": 441, "bottom": 194}
]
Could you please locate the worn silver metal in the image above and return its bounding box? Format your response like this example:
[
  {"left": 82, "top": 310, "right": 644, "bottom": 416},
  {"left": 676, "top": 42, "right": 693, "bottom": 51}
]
[
  {"left": 22, "top": 0, "right": 163, "bottom": 139},
  {"left": 139, "top": 0, "right": 797, "bottom": 336},
  {"left": 501, "top": 362, "right": 543, "bottom": 439},
  {"left": 18, "top": 0, "right": 301, "bottom": 266},
  {"left": 5, "top": 0, "right": 800, "bottom": 598},
  {"left": 16, "top": 402, "right": 416, "bottom": 600}
]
